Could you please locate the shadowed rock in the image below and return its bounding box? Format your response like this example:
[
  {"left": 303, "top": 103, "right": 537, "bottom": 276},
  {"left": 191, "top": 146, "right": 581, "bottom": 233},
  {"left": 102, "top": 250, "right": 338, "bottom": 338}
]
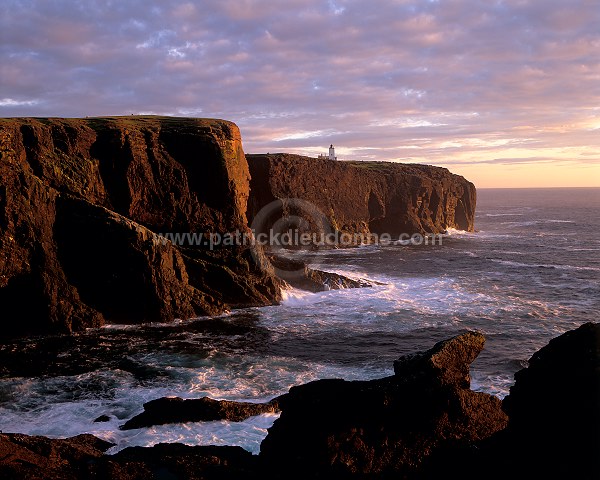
[
  {"left": 269, "top": 255, "right": 372, "bottom": 292},
  {"left": 393, "top": 330, "right": 485, "bottom": 388},
  {"left": 94, "top": 444, "right": 259, "bottom": 480},
  {"left": 0, "top": 433, "right": 257, "bottom": 480},
  {"left": 494, "top": 322, "right": 600, "bottom": 479},
  {"left": 0, "top": 433, "right": 113, "bottom": 480},
  {"left": 1, "top": 326, "right": 597, "bottom": 479},
  {"left": 259, "top": 331, "right": 507, "bottom": 479},
  {"left": 120, "top": 396, "right": 282, "bottom": 430}
]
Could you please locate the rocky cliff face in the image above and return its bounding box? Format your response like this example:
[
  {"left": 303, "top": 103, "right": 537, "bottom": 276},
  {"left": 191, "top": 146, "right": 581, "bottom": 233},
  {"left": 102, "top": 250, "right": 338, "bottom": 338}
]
[
  {"left": 0, "top": 117, "right": 280, "bottom": 337},
  {"left": 0, "top": 118, "right": 477, "bottom": 337},
  {"left": 247, "top": 153, "right": 476, "bottom": 237}
]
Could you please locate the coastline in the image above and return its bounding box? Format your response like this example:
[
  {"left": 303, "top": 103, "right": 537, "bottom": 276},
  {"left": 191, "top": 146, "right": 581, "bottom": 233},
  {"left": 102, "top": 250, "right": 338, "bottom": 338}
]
[{"left": 1, "top": 118, "right": 598, "bottom": 478}]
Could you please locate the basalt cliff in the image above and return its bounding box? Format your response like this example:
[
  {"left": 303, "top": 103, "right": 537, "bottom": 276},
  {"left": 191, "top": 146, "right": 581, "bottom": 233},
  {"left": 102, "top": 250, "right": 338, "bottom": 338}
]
[
  {"left": 0, "top": 117, "right": 279, "bottom": 337},
  {"left": 247, "top": 153, "right": 476, "bottom": 236},
  {"left": 0, "top": 117, "right": 476, "bottom": 337}
]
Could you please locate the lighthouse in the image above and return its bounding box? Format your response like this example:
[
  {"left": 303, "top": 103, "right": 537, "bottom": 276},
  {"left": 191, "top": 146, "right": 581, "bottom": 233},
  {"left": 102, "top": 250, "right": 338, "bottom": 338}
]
[
  {"left": 317, "top": 145, "right": 339, "bottom": 161},
  {"left": 329, "top": 144, "right": 337, "bottom": 161}
]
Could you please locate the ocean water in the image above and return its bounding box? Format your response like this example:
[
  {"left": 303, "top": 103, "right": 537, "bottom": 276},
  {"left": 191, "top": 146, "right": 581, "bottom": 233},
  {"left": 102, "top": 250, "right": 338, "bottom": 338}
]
[{"left": 0, "top": 187, "right": 598, "bottom": 454}]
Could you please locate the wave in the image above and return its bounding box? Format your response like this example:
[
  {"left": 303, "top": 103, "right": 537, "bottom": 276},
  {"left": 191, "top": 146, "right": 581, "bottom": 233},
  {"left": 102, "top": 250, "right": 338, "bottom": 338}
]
[
  {"left": 489, "top": 258, "right": 600, "bottom": 272},
  {"left": 500, "top": 219, "right": 575, "bottom": 227},
  {"left": 444, "top": 228, "right": 473, "bottom": 236},
  {"left": 280, "top": 287, "right": 317, "bottom": 305},
  {"left": 483, "top": 213, "right": 524, "bottom": 217}
]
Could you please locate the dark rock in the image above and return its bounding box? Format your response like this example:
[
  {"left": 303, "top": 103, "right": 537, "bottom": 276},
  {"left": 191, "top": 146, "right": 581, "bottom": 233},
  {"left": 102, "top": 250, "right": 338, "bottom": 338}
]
[
  {"left": 247, "top": 153, "right": 476, "bottom": 237},
  {"left": 2, "top": 327, "right": 598, "bottom": 479},
  {"left": 259, "top": 331, "right": 507, "bottom": 478},
  {"left": 0, "top": 433, "right": 113, "bottom": 479},
  {"left": 393, "top": 330, "right": 485, "bottom": 388},
  {"left": 95, "top": 443, "right": 259, "bottom": 480},
  {"left": 0, "top": 433, "right": 259, "bottom": 480},
  {"left": 493, "top": 322, "right": 600, "bottom": 479},
  {"left": 120, "top": 396, "right": 282, "bottom": 430},
  {"left": 94, "top": 415, "right": 111, "bottom": 423},
  {"left": 269, "top": 255, "right": 372, "bottom": 292}
]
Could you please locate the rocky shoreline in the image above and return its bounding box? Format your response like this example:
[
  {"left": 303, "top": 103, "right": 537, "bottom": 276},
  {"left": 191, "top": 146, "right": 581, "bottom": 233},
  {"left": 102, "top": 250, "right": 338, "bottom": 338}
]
[{"left": 1, "top": 322, "right": 598, "bottom": 479}]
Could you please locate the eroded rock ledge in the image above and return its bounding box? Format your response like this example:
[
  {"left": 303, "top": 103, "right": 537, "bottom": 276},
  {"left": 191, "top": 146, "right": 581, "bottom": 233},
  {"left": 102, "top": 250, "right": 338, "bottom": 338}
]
[{"left": 120, "top": 396, "right": 283, "bottom": 431}]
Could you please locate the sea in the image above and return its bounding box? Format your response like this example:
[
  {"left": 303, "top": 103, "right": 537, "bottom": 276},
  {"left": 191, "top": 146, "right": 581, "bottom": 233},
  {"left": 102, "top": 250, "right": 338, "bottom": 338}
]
[{"left": 0, "top": 187, "right": 598, "bottom": 454}]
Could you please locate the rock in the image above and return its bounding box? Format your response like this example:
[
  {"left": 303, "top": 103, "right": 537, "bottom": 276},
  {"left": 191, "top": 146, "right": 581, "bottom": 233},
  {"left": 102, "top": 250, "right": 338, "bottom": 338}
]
[
  {"left": 1, "top": 327, "right": 597, "bottom": 479},
  {"left": 0, "top": 433, "right": 259, "bottom": 480},
  {"left": 493, "top": 322, "right": 600, "bottom": 479},
  {"left": 268, "top": 255, "right": 372, "bottom": 292},
  {"left": 94, "top": 415, "right": 111, "bottom": 423},
  {"left": 247, "top": 153, "right": 476, "bottom": 237},
  {"left": 120, "top": 396, "right": 282, "bottom": 430},
  {"left": 393, "top": 330, "right": 485, "bottom": 388},
  {"left": 0, "top": 433, "right": 113, "bottom": 479},
  {"left": 0, "top": 117, "right": 280, "bottom": 336},
  {"left": 95, "top": 443, "right": 259, "bottom": 480},
  {"left": 259, "top": 332, "right": 507, "bottom": 478}
]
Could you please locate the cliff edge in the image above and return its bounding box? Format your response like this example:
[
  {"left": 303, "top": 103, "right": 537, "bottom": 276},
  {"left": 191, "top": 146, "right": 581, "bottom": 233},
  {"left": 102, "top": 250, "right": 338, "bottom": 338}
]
[{"left": 0, "top": 117, "right": 279, "bottom": 337}]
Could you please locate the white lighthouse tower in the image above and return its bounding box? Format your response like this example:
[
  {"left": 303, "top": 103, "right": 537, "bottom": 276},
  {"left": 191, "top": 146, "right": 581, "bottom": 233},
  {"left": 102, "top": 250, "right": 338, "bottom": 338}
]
[{"left": 329, "top": 144, "right": 337, "bottom": 161}]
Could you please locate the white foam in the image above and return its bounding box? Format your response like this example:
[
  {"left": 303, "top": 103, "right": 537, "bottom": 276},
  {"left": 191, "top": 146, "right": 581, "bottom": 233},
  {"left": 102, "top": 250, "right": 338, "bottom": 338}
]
[
  {"left": 0, "top": 396, "right": 279, "bottom": 455},
  {"left": 445, "top": 228, "right": 472, "bottom": 236},
  {"left": 0, "top": 355, "right": 392, "bottom": 455},
  {"left": 471, "top": 374, "right": 512, "bottom": 399},
  {"left": 489, "top": 258, "right": 600, "bottom": 272},
  {"left": 280, "top": 287, "right": 317, "bottom": 305}
]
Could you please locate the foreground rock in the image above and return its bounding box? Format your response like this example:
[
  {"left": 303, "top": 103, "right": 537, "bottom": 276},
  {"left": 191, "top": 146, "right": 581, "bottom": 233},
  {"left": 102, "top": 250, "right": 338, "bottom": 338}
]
[
  {"left": 0, "top": 117, "right": 280, "bottom": 336},
  {"left": 260, "top": 332, "right": 508, "bottom": 478},
  {"left": 95, "top": 444, "right": 259, "bottom": 480},
  {"left": 1, "top": 325, "right": 598, "bottom": 479},
  {"left": 0, "top": 433, "right": 113, "bottom": 479},
  {"left": 121, "top": 396, "right": 282, "bottom": 430},
  {"left": 0, "top": 433, "right": 258, "bottom": 480},
  {"left": 247, "top": 153, "right": 476, "bottom": 237},
  {"left": 479, "top": 322, "right": 600, "bottom": 480}
]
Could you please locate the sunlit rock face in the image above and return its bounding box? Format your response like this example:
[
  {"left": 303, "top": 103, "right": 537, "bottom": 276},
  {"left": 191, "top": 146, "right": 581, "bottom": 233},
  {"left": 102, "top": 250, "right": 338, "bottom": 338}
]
[
  {"left": 0, "top": 117, "right": 280, "bottom": 336},
  {"left": 247, "top": 153, "right": 476, "bottom": 237}
]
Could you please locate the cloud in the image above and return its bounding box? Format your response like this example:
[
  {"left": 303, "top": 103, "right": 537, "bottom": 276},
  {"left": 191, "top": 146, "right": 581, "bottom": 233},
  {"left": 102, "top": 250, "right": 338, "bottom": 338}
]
[
  {"left": 0, "top": 0, "right": 598, "bottom": 185},
  {"left": 0, "top": 98, "right": 40, "bottom": 107}
]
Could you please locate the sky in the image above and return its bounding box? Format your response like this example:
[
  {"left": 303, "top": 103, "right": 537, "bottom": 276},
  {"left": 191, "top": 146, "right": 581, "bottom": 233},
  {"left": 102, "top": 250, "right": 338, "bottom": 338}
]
[{"left": 1, "top": 0, "right": 599, "bottom": 188}]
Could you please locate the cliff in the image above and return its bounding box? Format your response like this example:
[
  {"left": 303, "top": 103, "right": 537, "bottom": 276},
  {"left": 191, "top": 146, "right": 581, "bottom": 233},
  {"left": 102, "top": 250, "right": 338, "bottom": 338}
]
[
  {"left": 247, "top": 153, "right": 476, "bottom": 237},
  {"left": 0, "top": 118, "right": 477, "bottom": 337},
  {"left": 0, "top": 117, "right": 280, "bottom": 337}
]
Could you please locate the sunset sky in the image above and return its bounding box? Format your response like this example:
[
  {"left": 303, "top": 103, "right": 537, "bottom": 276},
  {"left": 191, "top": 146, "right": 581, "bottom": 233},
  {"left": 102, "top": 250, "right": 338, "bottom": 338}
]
[{"left": 1, "top": 0, "right": 598, "bottom": 188}]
